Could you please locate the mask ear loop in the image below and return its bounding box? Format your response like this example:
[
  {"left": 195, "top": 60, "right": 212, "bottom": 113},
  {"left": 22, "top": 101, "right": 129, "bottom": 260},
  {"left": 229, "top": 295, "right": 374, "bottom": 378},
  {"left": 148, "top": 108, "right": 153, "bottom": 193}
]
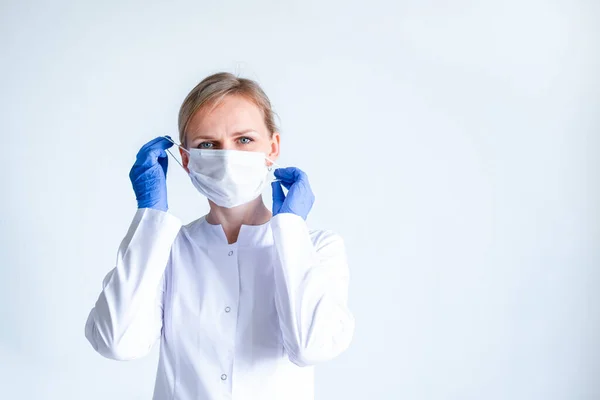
[
  {"left": 162, "top": 135, "right": 190, "bottom": 169},
  {"left": 265, "top": 156, "right": 281, "bottom": 172},
  {"left": 265, "top": 157, "right": 282, "bottom": 182}
]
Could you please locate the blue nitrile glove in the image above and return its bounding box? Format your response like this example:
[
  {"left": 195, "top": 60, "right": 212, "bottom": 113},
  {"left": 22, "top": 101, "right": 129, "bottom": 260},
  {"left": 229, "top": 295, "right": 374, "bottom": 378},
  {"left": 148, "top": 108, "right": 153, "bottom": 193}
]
[
  {"left": 129, "top": 136, "right": 174, "bottom": 212},
  {"left": 271, "top": 167, "right": 315, "bottom": 220}
]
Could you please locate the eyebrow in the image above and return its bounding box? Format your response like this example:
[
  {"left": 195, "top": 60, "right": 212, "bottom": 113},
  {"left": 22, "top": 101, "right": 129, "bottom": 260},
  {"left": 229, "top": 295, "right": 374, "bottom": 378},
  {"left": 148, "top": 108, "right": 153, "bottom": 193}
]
[{"left": 189, "top": 129, "right": 258, "bottom": 141}]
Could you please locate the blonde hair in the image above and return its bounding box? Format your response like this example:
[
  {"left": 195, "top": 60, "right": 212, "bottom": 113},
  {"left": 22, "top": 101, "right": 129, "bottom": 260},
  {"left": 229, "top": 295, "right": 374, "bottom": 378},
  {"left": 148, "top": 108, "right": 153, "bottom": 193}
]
[{"left": 178, "top": 72, "right": 278, "bottom": 146}]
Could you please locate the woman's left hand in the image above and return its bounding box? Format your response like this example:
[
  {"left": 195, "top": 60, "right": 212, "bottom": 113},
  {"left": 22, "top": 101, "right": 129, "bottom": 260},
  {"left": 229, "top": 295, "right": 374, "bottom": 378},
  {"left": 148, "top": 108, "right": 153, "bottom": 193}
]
[{"left": 271, "top": 167, "right": 315, "bottom": 220}]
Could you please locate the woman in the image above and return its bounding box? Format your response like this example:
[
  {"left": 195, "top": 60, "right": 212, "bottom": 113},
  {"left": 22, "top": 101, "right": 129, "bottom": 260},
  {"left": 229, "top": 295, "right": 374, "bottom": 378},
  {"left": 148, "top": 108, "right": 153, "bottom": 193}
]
[{"left": 85, "top": 72, "right": 354, "bottom": 400}]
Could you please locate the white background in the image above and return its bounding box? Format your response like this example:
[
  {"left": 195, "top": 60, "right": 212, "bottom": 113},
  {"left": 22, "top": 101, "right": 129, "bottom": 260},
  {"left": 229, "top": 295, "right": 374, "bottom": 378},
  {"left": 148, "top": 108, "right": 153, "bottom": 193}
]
[{"left": 1, "top": 0, "right": 599, "bottom": 399}]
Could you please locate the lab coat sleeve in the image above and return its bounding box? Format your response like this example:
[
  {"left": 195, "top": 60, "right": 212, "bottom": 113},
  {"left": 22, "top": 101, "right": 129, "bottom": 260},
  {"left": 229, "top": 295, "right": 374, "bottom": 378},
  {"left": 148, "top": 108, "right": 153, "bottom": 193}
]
[
  {"left": 85, "top": 208, "right": 182, "bottom": 361},
  {"left": 270, "top": 213, "right": 355, "bottom": 367}
]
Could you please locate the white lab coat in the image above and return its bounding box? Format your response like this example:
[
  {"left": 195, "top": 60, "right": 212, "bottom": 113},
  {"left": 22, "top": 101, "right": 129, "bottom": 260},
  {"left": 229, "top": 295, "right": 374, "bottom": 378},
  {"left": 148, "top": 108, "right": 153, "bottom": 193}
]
[{"left": 85, "top": 208, "right": 354, "bottom": 399}]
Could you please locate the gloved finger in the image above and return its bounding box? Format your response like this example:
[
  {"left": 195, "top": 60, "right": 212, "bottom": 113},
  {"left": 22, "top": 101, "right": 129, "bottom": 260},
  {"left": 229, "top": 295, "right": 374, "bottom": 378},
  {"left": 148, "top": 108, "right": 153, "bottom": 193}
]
[
  {"left": 157, "top": 151, "right": 168, "bottom": 174},
  {"left": 136, "top": 140, "right": 173, "bottom": 168},
  {"left": 273, "top": 167, "right": 297, "bottom": 180},
  {"left": 136, "top": 148, "right": 168, "bottom": 168},
  {"left": 276, "top": 175, "right": 308, "bottom": 192},
  {"left": 133, "top": 154, "right": 166, "bottom": 173},
  {"left": 271, "top": 181, "right": 286, "bottom": 208},
  {"left": 279, "top": 180, "right": 293, "bottom": 190},
  {"left": 141, "top": 136, "right": 173, "bottom": 151},
  {"left": 274, "top": 167, "right": 307, "bottom": 183},
  {"left": 137, "top": 137, "right": 174, "bottom": 160}
]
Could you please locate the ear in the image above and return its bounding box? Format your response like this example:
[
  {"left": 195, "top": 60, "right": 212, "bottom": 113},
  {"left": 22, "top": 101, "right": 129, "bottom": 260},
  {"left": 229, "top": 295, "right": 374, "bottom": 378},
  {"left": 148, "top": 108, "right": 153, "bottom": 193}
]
[
  {"left": 179, "top": 147, "right": 190, "bottom": 173},
  {"left": 267, "top": 132, "right": 281, "bottom": 167}
]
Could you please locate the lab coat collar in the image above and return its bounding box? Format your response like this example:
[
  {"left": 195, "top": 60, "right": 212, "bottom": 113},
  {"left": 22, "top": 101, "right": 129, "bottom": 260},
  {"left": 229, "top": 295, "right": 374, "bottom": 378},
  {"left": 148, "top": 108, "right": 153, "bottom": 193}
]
[{"left": 187, "top": 216, "right": 274, "bottom": 248}]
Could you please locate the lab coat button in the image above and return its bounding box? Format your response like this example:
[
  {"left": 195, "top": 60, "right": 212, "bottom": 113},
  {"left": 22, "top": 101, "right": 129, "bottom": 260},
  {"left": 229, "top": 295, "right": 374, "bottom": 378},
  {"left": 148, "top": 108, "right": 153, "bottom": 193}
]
[
  {"left": 221, "top": 374, "right": 227, "bottom": 380},
  {"left": 225, "top": 306, "right": 231, "bottom": 313},
  {"left": 228, "top": 250, "right": 233, "bottom": 256}
]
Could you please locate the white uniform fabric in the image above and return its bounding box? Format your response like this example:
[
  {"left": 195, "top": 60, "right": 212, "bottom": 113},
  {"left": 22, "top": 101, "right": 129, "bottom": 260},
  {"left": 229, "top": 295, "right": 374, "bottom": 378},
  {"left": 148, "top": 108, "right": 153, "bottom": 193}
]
[{"left": 85, "top": 208, "right": 354, "bottom": 400}]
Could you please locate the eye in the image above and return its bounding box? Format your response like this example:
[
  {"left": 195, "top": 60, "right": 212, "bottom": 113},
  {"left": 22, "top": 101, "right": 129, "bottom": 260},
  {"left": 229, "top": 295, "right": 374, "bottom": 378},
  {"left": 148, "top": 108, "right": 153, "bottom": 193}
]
[
  {"left": 198, "top": 142, "right": 214, "bottom": 149},
  {"left": 238, "top": 137, "right": 254, "bottom": 145}
]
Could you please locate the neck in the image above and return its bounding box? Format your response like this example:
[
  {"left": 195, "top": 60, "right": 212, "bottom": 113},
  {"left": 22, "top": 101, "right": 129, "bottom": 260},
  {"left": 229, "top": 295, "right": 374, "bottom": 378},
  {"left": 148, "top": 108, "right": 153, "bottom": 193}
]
[{"left": 206, "top": 196, "right": 272, "bottom": 244}]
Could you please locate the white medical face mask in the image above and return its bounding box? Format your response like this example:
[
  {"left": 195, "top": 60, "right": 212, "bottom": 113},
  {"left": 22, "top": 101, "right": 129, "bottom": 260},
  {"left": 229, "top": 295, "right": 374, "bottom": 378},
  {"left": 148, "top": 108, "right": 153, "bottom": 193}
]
[
  {"left": 163, "top": 137, "right": 278, "bottom": 208},
  {"left": 187, "top": 148, "right": 271, "bottom": 208}
]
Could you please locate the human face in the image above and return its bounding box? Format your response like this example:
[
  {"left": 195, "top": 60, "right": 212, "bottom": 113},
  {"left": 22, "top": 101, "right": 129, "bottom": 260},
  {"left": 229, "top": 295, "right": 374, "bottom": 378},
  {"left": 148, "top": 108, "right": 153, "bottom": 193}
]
[{"left": 180, "top": 95, "right": 280, "bottom": 173}]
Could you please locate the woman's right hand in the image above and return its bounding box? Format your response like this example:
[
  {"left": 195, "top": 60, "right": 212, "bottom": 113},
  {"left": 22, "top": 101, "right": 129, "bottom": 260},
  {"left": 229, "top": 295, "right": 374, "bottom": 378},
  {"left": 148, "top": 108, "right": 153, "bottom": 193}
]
[{"left": 129, "top": 136, "right": 174, "bottom": 212}]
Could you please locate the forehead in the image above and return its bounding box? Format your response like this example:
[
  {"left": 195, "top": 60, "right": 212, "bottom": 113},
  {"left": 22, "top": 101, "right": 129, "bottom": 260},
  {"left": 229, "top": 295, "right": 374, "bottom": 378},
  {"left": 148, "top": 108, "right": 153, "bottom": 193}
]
[{"left": 186, "top": 94, "right": 266, "bottom": 136}]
